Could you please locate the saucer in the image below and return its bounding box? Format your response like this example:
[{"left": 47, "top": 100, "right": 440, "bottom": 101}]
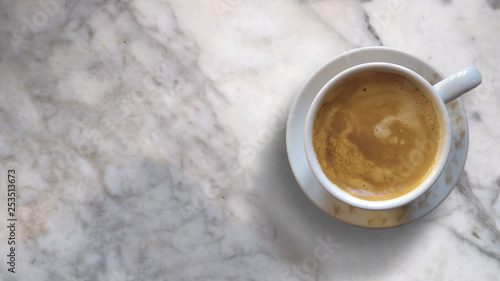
[{"left": 286, "top": 46, "right": 469, "bottom": 228}]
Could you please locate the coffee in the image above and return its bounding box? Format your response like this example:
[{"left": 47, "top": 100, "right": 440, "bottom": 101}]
[{"left": 312, "top": 71, "right": 440, "bottom": 201}]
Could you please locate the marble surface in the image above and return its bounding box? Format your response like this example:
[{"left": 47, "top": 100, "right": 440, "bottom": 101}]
[{"left": 0, "top": 0, "right": 499, "bottom": 280}]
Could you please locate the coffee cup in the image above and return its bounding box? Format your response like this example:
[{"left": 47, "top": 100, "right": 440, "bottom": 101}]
[{"left": 304, "top": 62, "right": 481, "bottom": 210}]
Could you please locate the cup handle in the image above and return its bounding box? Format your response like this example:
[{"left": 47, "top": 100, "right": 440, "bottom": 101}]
[{"left": 433, "top": 66, "right": 482, "bottom": 104}]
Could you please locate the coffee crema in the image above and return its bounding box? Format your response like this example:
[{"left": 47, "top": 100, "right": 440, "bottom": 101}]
[{"left": 312, "top": 71, "right": 440, "bottom": 201}]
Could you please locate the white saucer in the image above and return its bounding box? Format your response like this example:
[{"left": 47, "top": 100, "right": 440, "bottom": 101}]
[{"left": 286, "top": 46, "right": 469, "bottom": 228}]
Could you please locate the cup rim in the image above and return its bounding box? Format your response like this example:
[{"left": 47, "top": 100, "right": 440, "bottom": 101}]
[{"left": 304, "top": 62, "right": 452, "bottom": 210}]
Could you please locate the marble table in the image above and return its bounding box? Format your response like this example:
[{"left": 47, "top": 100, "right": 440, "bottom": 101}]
[{"left": 1, "top": 1, "right": 499, "bottom": 280}]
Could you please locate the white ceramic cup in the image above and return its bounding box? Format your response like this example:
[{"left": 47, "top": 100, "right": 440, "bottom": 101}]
[{"left": 304, "top": 62, "right": 482, "bottom": 210}]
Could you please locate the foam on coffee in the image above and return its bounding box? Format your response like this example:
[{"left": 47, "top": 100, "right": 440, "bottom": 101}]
[{"left": 312, "top": 71, "right": 440, "bottom": 201}]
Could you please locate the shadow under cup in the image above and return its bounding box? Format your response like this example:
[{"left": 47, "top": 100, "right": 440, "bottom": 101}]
[{"left": 304, "top": 62, "right": 451, "bottom": 211}]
